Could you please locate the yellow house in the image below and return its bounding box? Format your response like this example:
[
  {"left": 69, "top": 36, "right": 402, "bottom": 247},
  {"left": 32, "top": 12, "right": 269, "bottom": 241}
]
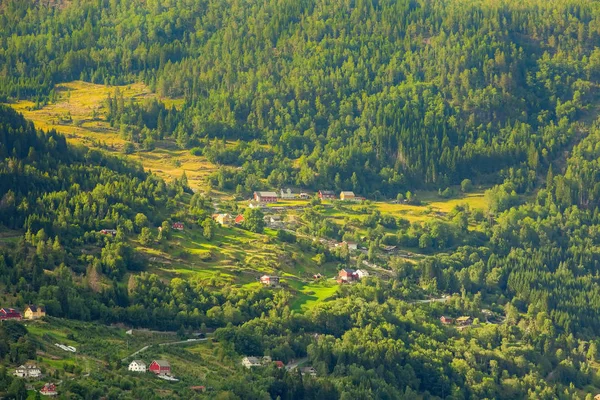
[
  {"left": 213, "top": 213, "right": 233, "bottom": 226},
  {"left": 24, "top": 305, "right": 46, "bottom": 320},
  {"left": 340, "top": 191, "right": 355, "bottom": 201}
]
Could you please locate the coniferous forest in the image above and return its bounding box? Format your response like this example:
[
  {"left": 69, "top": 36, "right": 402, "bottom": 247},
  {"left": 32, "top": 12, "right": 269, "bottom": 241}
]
[{"left": 3, "top": 0, "right": 600, "bottom": 399}]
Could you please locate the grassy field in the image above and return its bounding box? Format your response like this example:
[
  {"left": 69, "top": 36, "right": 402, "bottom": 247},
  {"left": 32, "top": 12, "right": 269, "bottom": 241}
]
[{"left": 6, "top": 81, "right": 213, "bottom": 190}]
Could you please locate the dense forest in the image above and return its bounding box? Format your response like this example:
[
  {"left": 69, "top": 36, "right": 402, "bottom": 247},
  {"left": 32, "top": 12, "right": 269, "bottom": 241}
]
[
  {"left": 4, "top": 0, "right": 600, "bottom": 398},
  {"left": 2, "top": 0, "right": 600, "bottom": 193}
]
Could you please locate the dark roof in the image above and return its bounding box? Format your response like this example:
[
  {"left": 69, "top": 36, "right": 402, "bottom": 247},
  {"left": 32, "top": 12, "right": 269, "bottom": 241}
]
[
  {"left": 320, "top": 190, "right": 335, "bottom": 195},
  {"left": 340, "top": 268, "right": 355, "bottom": 274},
  {"left": 27, "top": 305, "right": 45, "bottom": 312}
]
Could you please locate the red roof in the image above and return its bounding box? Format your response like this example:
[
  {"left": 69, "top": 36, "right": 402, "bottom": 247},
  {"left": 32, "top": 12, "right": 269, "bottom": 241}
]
[
  {"left": 0, "top": 308, "right": 22, "bottom": 319},
  {"left": 275, "top": 361, "right": 284, "bottom": 368},
  {"left": 235, "top": 214, "right": 245, "bottom": 224}
]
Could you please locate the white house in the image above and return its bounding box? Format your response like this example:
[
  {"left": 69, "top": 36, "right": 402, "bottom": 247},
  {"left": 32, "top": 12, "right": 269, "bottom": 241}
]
[
  {"left": 241, "top": 356, "right": 262, "bottom": 368},
  {"left": 14, "top": 365, "right": 41, "bottom": 379},
  {"left": 128, "top": 360, "right": 147, "bottom": 373},
  {"left": 336, "top": 241, "right": 358, "bottom": 251},
  {"left": 280, "top": 188, "right": 295, "bottom": 199},
  {"left": 355, "top": 269, "right": 370, "bottom": 279}
]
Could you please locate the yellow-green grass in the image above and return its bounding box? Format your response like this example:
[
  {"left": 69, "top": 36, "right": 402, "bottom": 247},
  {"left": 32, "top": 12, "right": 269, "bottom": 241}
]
[
  {"left": 290, "top": 280, "right": 339, "bottom": 311},
  {"left": 6, "top": 81, "right": 214, "bottom": 190}
]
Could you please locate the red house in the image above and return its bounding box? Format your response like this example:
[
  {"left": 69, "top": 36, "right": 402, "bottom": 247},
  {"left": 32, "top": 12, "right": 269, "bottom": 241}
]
[
  {"left": 0, "top": 308, "right": 22, "bottom": 321},
  {"left": 149, "top": 360, "right": 171, "bottom": 375},
  {"left": 260, "top": 275, "right": 280, "bottom": 286},
  {"left": 254, "top": 191, "right": 278, "bottom": 203},
  {"left": 40, "top": 382, "right": 57, "bottom": 396},
  {"left": 337, "top": 269, "right": 357, "bottom": 283},
  {"left": 172, "top": 222, "right": 184, "bottom": 231},
  {"left": 235, "top": 214, "right": 245, "bottom": 225},
  {"left": 440, "top": 316, "right": 453, "bottom": 325},
  {"left": 318, "top": 190, "right": 335, "bottom": 200},
  {"left": 274, "top": 361, "right": 285, "bottom": 369}
]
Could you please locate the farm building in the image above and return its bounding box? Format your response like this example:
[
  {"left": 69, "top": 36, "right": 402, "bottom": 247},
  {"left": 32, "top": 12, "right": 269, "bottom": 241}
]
[
  {"left": 254, "top": 191, "right": 278, "bottom": 203},
  {"left": 340, "top": 191, "right": 356, "bottom": 201},
  {"left": 40, "top": 383, "right": 57, "bottom": 396},
  {"left": 213, "top": 213, "right": 232, "bottom": 226},
  {"left": 280, "top": 188, "right": 295, "bottom": 199},
  {"left": 299, "top": 192, "right": 310, "bottom": 199},
  {"left": 14, "top": 364, "right": 41, "bottom": 379},
  {"left": 456, "top": 316, "right": 473, "bottom": 326},
  {"left": 242, "top": 356, "right": 262, "bottom": 368},
  {"left": 149, "top": 360, "right": 171, "bottom": 375},
  {"left": 0, "top": 308, "right": 22, "bottom": 321},
  {"left": 338, "top": 269, "right": 358, "bottom": 283},
  {"left": 318, "top": 190, "right": 336, "bottom": 200},
  {"left": 355, "top": 269, "right": 370, "bottom": 279},
  {"left": 128, "top": 360, "right": 147, "bottom": 373},
  {"left": 24, "top": 305, "right": 46, "bottom": 320},
  {"left": 440, "top": 316, "right": 453, "bottom": 325},
  {"left": 260, "top": 275, "right": 280, "bottom": 286}
]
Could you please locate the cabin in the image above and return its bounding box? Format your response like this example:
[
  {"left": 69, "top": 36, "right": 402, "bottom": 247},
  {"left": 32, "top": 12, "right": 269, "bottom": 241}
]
[
  {"left": 318, "top": 190, "right": 336, "bottom": 200},
  {"left": 340, "top": 191, "right": 356, "bottom": 201},
  {"left": 280, "top": 188, "right": 295, "bottom": 199},
  {"left": 338, "top": 269, "right": 358, "bottom": 283},
  {"left": 213, "top": 213, "right": 232, "bottom": 226},
  {"left": 456, "top": 316, "right": 473, "bottom": 326},
  {"left": 260, "top": 275, "right": 280, "bottom": 287},
  {"left": 355, "top": 269, "right": 370, "bottom": 279},
  {"left": 172, "top": 222, "right": 184, "bottom": 231},
  {"left": 24, "top": 305, "right": 46, "bottom": 320},
  {"left": 128, "top": 360, "right": 147, "bottom": 373},
  {"left": 100, "top": 229, "right": 117, "bottom": 236},
  {"left": 254, "top": 191, "right": 278, "bottom": 203},
  {"left": 242, "top": 356, "right": 262, "bottom": 368},
  {"left": 0, "top": 308, "right": 22, "bottom": 321},
  {"left": 440, "top": 316, "right": 453, "bottom": 325},
  {"left": 40, "top": 383, "right": 57, "bottom": 396},
  {"left": 235, "top": 214, "right": 245, "bottom": 225},
  {"left": 149, "top": 360, "right": 171, "bottom": 375},
  {"left": 14, "top": 364, "right": 41, "bottom": 379}
]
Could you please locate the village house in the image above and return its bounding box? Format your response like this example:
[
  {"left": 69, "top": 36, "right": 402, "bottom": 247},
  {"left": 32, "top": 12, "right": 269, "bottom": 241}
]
[
  {"left": 338, "top": 269, "right": 358, "bottom": 283},
  {"left": 339, "top": 191, "right": 356, "bottom": 201},
  {"left": 24, "top": 305, "right": 46, "bottom": 320},
  {"left": 149, "top": 360, "right": 171, "bottom": 375},
  {"left": 300, "top": 367, "right": 317, "bottom": 377},
  {"left": 234, "top": 214, "right": 245, "bottom": 225},
  {"left": 440, "top": 316, "right": 453, "bottom": 325},
  {"left": 213, "top": 213, "right": 232, "bottom": 226},
  {"left": 172, "top": 222, "right": 184, "bottom": 231},
  {"left": 241, "top": 356, "right": 262, "bottom": 368},
  {"left": 280, "top": 188, "right": 296, "bottom": 199},
  {"left": 274, "top": 361, "right": 285, "bottom": 369},
  {"left": 299, "top": 192, "right": 310, "bottom": 199},
  {"left": 0, "top": 308, "right": 22, "bottom": 321},
  {"left": 40, "top": 383, "right": 57, "bottom": 396},
  {"left": 355, "top": 269, "right": 370, "bottom": 279},
  {"left": 254, "top": 191, "right": 278, "bottom": 203},
  {"left": 14, "top": 364, "right": 41, "bottom": 379},
  {"left": 336, "top": 241, "right": 358, "bottom": 251},
  {"left": 100, "top": 229, "right": 117, "bottom": 236},
  {"left": 128, "top": 360, "right": 147, "bottom": 373},
  {"left": 318, "top": 190, "right": 336, "bottom": 200},
  {"left": 260, "top": 275, "right": 280, "bottom": 287},
  {"left": 456, "top": 316, "right": 473, "bottom": 326}
]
